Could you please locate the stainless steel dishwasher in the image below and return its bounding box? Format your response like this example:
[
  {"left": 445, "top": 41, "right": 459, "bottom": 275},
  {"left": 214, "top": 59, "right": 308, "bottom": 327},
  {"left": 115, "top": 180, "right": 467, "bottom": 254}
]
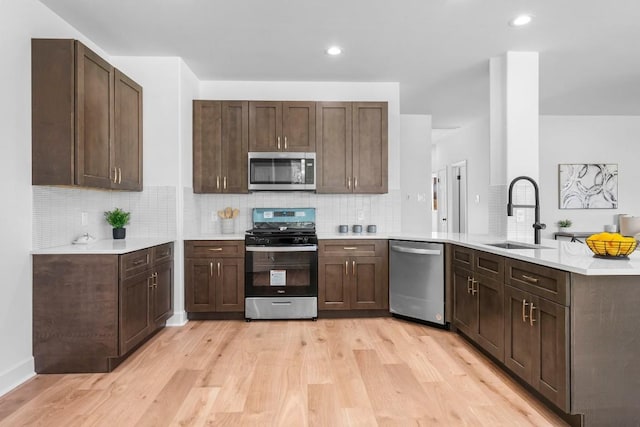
[{"left": 389, "top": 240, "right": 445, "bottom": 325}]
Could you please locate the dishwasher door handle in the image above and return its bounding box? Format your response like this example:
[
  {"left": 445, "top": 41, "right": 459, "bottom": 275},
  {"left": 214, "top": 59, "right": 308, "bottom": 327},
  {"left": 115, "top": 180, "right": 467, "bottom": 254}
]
[{"left": 390, "top": 245, "right": 441, "bottom": 256}]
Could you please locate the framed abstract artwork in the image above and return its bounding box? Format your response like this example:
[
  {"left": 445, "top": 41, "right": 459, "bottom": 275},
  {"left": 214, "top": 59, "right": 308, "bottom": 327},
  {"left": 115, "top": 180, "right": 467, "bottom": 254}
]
[{"left": 558, "top": 163, "right": 618, "bottom": 209}]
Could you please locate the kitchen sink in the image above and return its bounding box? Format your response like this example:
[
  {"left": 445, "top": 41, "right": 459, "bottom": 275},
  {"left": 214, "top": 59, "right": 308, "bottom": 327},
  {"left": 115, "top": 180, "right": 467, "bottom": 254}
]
[{"left": 486, "top": 242, "right": 552, "bottom": 250}]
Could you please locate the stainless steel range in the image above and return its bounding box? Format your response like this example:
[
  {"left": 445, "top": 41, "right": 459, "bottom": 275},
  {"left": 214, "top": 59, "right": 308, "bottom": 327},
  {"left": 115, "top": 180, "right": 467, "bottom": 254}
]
[{"left": 244, "top": 208, "right": 318, "bottom": 320}]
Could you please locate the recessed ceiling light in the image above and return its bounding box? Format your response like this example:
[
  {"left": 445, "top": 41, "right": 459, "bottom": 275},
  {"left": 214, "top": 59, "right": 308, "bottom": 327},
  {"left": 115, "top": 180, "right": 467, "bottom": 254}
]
[
  {"left": 326, "top": 46, "right": 342, "bottom": 56},
  {"left": 509, "top": 14, "right": 533, "bottom": 27}
]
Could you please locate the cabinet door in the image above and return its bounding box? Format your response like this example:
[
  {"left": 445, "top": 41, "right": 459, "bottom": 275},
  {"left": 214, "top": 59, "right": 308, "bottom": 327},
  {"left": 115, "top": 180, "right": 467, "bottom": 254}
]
[
  {"left": 532, "top": 296, "right": 569, "bottom": 411},
  {"left": 75, "top": 41, "right": 114, "bottom": 189},
  {"left": 352, "top": 102, "right": 388, "bottom": 194},
  {"left": 249, "top": 101, "right": 282, "bottom": 151},
  {"left": 120, "top": 270, "right": 152, "bottom": 355},
  {"left": 152, "top": 260, "right": 173, "bottom": 327},
  {"left": 316, "top": 102, "right": 352, "bottom": 193},
  {"left": 193, "top": 101, "right": 222, "bottom": 193},
  {"left": 113, "top": 69, "right": 143, "bottom": 191},
  {"left": 475, "top": 274, "right": 504, "bottom": 361},
  {"left": 318, "top": 257, "right": 350, "bottom": 310},
  {"left": 185, "top": 258, "right": 216, "bottom": 312},
  {"left": 351, "top": 256, "right": 387, "bottom": 310},
  {"left": 282, "top": 101, "right": 315, "bottom": 151},
  {"left": 221, "top": 101, "right": 249, "bottom": 193},
  {"left": 452, "top": 266, "right": 476, "bottom": 336},
  {"left": 504, "top": 285, "right": 535, "bottom": 383},
  {"left": 215, "top": 258, "right": 245, "bottom": 312}
]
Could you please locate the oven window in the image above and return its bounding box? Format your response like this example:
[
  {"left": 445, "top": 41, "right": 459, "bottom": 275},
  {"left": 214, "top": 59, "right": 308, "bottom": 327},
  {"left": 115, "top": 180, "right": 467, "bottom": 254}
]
[
  {"left": 250, "top": 159, "right": 304, "bottom": 184},
  {"left": 247, "top": 251, "right": 313, "bottom": 287}
]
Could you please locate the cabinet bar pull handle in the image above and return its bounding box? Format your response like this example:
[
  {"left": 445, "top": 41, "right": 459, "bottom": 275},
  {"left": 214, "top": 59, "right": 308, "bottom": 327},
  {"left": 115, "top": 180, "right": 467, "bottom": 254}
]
[
  {"left": 208, "top": 248, "right": 223, "bottom": 251},
  {"left": 529, "top": 303, "right": 536, "bottom": 326},
  {"left": 343, "top": 247, "right": 358, "bottom": 250},
  {"left": 277, "top": 136, "right": 281, "bottom": 150},
  {"left": 352, "top": 260, "right": 356, "bottom": 276},
  {"left": 345, "top": 260, "right": 348, "bottom": 276},
  {"left": 521, "top": 274, "right": 539, "bottom": 284},
  {"left": 118, "top": 167, "right": 122, "bottom": 184},
  {"left": 467, "top": 277, "right": 473, "bottom": 294},
  {"left": 217, "top": 261, "right": 221, "bottom": 277},
  {"left": 347, "top": 177, "right": 351, "bottom": 189},
  {"left": 223, "top": 176, "right": 227, "bottom": 190},
  {"left": 522, "top": 299, "right": 529, "bottom": 322},
  {"left": 471, "top": 279, "right": 478, "bottom": 295},
  {"left": 354, "top": 177, "right": 358, "bottom": 189},
  {"left": 148, "top": 276, "right": 153, "bottom": 289},
  {"left": 154, "top": 272, "right": 158, "bottom": 287},
  {"left": 133, "top": 258, "right": 146, "bottom": 265},
  {"left": 284, "top": 136, "right": 287, "bottom": 150},
  {"left": 210, "top": 261, "right": 213, "bottom": 277},
  {"left": 216, "top": 176, "right": 220, "bottom": 189}
]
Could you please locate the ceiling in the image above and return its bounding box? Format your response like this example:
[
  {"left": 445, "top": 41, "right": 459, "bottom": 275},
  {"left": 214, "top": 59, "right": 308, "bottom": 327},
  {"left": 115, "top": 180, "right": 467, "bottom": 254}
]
[{"left": 38, "top": 0, "right": 640, "bottom": 129}]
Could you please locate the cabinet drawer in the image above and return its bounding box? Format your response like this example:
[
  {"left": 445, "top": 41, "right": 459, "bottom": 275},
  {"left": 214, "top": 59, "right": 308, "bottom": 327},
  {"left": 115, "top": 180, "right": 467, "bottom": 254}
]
[
  {"left": 185, "top": 240, "right": 244, "bottom": 258},
  {"left": 474, "top": 250, "right": 504, "bottom": 282},
  {"left": 319, "top": 240, "right": 387, "bottom": 257},
  {"left": 153, "top": 243, "right": 174, "bottom": 265},
  {"left": 120, "top": 249, "right": 152, "bottom": 279},
  {"left": 451, "top": 245, "right": 474, "bottom": 269},
  {"left": 506, "top": 259, "right": 569, "bottom": 305}
]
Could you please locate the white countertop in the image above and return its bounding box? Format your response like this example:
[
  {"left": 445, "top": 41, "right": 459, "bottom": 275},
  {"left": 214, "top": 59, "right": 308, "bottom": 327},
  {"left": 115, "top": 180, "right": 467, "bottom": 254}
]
[
  {"left": 388, "top": 232, "right": 640, "bottom": 276},
  {"left": 184, "top": 234, "right": 246, "bottom": 241},
  {"left": 32, "top": 238, "right": 175, "bottom": 255},
  {"left": 45, "top": 232, "right": 639, "bottom": 275},
  {"left": 318, "top": 232, "right": 389, "bottom": 240}
]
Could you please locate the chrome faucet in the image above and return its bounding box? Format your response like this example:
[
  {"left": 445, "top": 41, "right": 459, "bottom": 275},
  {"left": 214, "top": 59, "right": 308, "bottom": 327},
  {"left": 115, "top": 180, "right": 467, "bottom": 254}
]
[{"left": 507, "top": 176, "right": 546, "bottom": 244}]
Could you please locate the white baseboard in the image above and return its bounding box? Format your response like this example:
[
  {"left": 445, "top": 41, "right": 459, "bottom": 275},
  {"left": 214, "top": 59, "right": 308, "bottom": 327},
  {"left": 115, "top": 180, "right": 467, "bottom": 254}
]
[
  {"left": 0, "top": 357, "right": 35, "bottom": 398},
  {"left": 166, "top": 310, "right": 188, "bottom": 327}
]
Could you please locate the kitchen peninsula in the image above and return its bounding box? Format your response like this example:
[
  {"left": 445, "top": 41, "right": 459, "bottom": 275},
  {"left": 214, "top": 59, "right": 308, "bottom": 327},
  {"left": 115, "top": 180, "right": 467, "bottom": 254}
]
[{"left": 389, "top": 233, "right": 640, "bottom": 427}]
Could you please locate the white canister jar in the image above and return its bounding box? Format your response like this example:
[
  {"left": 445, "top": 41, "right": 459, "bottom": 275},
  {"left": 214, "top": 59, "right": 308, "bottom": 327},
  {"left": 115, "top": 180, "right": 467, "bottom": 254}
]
[{"left": 221, "top": 218, "right": 235, "bottom": 234}]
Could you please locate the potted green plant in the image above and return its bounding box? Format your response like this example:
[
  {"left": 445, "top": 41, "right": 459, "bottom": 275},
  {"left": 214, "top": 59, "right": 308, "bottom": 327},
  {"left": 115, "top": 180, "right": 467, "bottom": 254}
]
[
  {"left": 557, "top": 219, "right": 572, "bottom": 229},
  {"left": 104, "top": 208, "right": 131, "bottom": 239}
]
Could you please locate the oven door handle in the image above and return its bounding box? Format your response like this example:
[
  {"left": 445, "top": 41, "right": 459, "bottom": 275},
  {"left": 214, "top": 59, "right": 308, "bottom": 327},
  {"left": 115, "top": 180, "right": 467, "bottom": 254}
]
[{"left": 245, "top": 245, "right": 318, "bottom": 252}]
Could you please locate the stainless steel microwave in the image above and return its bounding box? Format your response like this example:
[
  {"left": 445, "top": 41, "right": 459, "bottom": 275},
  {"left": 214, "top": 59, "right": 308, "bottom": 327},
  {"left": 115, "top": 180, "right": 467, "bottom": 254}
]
[{"left": 248, "top": 152, "right": 316, "bottom": 191}]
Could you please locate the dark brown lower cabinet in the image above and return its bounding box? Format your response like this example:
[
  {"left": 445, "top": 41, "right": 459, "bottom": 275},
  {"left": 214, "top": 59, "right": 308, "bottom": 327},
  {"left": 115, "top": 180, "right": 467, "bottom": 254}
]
[
  {"left": 452, "top": 264, "right": 504, "bottom": 361},
  {"left": 451, "top": 246, "right": 504, "bottom": 361},
  {"left": 184, "top": 240, "right": 245, "bottom": 314},
  {"left": 504, "top": 284, "right": 569, "bottom": 412},
  {"left": 33, "top": 243, "right": 174, "bottom": 373},
  {"left": 318, "top": 256, "right": 387, "bottom": 310},
  {"left": 318, "top": 240, "right": 388, "bottom": 312}
]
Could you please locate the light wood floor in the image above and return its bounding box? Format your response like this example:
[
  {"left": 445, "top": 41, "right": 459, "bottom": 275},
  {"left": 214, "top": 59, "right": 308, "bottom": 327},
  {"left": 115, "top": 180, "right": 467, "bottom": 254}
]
[{"left": 0, "top": 318, "right": 567, "bottom": 426}]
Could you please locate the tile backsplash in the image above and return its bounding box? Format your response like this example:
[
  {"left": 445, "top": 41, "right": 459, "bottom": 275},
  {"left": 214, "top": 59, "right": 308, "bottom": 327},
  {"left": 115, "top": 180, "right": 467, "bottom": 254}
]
[
  {"left": 183, "top": 188, "right": 402, "bottom": 236},
  {"left": 33, "top": 186, "right": 400, "bottom": 249},
  {"left": 33, "top": 186, "right": 176, "bottom": 249}
]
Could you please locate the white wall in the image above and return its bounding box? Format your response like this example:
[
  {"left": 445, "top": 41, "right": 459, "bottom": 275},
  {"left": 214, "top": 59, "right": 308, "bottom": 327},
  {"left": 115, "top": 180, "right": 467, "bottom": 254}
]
[
  {"left": 0, "top": 0, "right": 115, "bottom": 397},
  {"left": 175, "top": 60, "right": 199, "bottom": 325},
  {"left": 400, "top": 115, "right": 432, "bottom": 233},
  {"left": 540, "top": 116, "right": 640, "bottom": 238},
  {"left": 432, "top": 118, "right": 491, "bottom": 234}
]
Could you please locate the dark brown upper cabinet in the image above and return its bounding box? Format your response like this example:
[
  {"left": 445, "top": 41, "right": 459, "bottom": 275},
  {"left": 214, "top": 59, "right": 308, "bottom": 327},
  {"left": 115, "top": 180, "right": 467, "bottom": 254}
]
[
  {"left": 32, "top": 39, "right": 143, "bottom": 191},
  {"left": 193, "top": 100, "right": 248, "bottom": 193},
  {"left": 316, "top": 102, "right": 388, "bottom": 194},
  {"left": 249, "top": 101, "right": 315, "bottom": 152}
]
